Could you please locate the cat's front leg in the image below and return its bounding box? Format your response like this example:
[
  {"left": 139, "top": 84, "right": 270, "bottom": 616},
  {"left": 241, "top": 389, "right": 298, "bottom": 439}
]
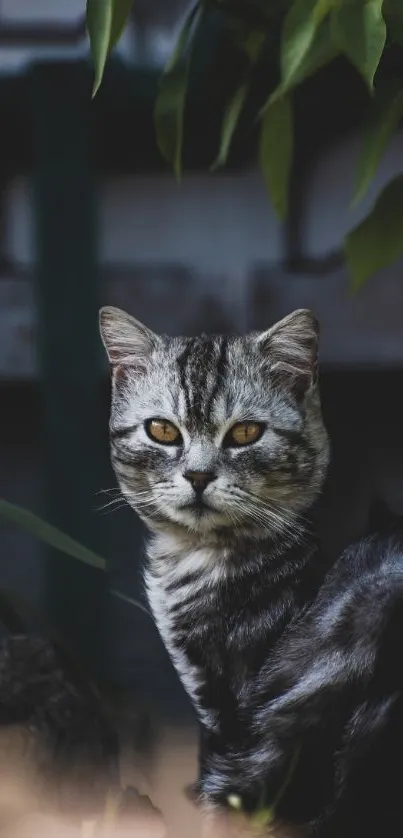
[{"left": 197, "top": 649, "right": 347, "bottom": 819}]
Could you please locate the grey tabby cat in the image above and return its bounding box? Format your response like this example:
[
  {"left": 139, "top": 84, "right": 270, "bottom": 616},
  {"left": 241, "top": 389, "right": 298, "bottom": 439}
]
[
  {"left": 100, "top": 307, "right": 403, "bottom": 838},
  {"left": 99, "top": 306, "right": 329, "bottom": 789}
]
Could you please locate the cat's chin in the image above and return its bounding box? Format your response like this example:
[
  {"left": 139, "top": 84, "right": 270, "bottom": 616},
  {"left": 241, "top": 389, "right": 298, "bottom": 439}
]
[
  {"left": 169, "top": 506, "right": 231, "bottom": 533},
  {"left": 131, "top": 499, "right": 231, "bottom": 534}
]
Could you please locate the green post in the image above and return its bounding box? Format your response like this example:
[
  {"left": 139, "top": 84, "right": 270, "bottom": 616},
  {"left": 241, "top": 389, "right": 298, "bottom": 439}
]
[{"left": 31, "top": 62, "right": 106, "bottom": 675}]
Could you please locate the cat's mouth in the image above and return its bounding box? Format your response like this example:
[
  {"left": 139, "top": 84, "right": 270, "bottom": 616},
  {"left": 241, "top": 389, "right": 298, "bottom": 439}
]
[{"left": 181, "top": 498, "right": 214, "bottom": 516}]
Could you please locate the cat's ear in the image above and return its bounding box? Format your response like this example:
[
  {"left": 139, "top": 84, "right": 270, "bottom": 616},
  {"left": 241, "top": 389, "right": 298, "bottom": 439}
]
[
  {"left": 256, "top": 309, "right": 319, "bottom": 397},
  {"left": 99, "top": 306, "right": 158, "bottom": 371}
]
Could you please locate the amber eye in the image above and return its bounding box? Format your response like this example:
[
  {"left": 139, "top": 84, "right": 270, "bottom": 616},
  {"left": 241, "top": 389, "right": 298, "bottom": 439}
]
[
  {"left": 224, "top": 421, "right": 264, "bottom": 448},
  {"left": 145, "top": 419, "right": 182, "bottom": 445}
]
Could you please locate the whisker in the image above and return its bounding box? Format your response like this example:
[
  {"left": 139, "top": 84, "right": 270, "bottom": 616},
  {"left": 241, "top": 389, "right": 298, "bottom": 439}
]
[
  {"left": 229, "top": 488, "right": 307, "bottom": 542},
  {"left": 97, "top": 503, "right": 129, "bottom": 516},
  {"left": 96, "top": 488, "right": 121, "bottom": 496}
]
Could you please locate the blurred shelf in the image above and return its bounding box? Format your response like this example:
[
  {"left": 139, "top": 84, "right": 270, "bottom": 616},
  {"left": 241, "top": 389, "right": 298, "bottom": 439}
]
[{"left": 2, "top": 262, "right": 403, "bottom": 379}]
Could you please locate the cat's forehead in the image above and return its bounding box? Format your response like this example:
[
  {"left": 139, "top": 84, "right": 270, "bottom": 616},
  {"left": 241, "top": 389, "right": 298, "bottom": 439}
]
[
  {"left": 164, "top": 333, "right": 253, "bottom": 406},
  {"left": 132, "top": 333, "right": 299, "bottom": 428}
]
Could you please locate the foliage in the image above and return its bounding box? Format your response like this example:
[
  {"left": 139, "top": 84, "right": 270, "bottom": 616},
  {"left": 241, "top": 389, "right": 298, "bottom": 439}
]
[
  {"left": 85, "top": 0, "right": 403, "bottom": 287},
  {"left": 0, "top": 499, "right": 148, "bottom": 615},
  {"left": 86, "top": 0, "right": 133, "bottom": 96},
  {"left": 346, "top": 173, "right": 403, "bottom": 289}
]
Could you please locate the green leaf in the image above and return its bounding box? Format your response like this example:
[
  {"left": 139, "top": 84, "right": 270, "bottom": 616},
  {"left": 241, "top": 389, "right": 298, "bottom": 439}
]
[
  {"left": 211, "top": 28, "right": 265, "bottom": 171},
  {"left": 110, "top": 588, "right": 150, "bottom": 616},
  {"left": 345, "top": 174, "right": 403, "bottom": 289},
  {"left": 294, "top": 17, "right": 339, "bottom": 82},
  {"left": 242, "top": 29, "right": 267, "bottom": 61},
  {"left": 251, "top": 805, "right": 275, "bottom": 828},
  {"left": 269, "top": 16, "right": 338, "bottom": 103},
  {"left": 154, "top": 4, "right": 201, "bottom": 180},
  {"left": 251, "top": 743, "right": 302, "bottom": 828},
  {"left": 0, "top": 499, "right": 106, "bottom": 570},
  {"left": 87, "top": 0, "right": 134, "bottom": 97},
  {"left": 354, "top": 85, "right": 403, "bottom": 205},
  {"left": 331, "top": 0, "right": 386, "bottom": 90},
  {"left": 280, "top": 0, "right": 332, "bottom": 88},
  {"left": 259, "top": 95, "right": 294, "bottom": 219},
  {"left": 211, "top": 84, "right": 248, "bottom": 171},
  {"left": 0, "top": 498, "right": 151, "bottom": 614}
]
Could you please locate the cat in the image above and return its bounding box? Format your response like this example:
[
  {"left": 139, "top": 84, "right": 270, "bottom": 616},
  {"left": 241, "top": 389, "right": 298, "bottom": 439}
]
[
  {"left": 100, "top": 308, "right": 403, "bottom": 838},
  {"left": 99, "top": 306, "right": 331, "bottom": 802},
  {"left": 100, "top": 305, "right": 403, "bottom": 837}
]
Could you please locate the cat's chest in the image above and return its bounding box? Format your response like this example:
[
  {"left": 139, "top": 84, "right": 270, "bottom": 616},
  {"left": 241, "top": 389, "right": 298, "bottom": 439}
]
[
  {"left": 144, "top": 548, "right": 228, "bottom": 652},
  {"left": 145, "top": 544, "right": 236, "bottom": 727},
  {"left": 145, "top": 541, "right": 288, "bottom": 659}
]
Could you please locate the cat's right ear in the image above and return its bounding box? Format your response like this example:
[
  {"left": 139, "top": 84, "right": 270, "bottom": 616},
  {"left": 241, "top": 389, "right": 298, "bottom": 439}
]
[
  {"left": 99, "top": 306, "right": 158, "bottom": 373},
  {"left": 256, "top": 309, "right": 319, "bottom": 398}
]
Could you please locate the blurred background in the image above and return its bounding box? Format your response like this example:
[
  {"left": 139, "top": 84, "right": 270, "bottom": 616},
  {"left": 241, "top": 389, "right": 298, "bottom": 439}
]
[{"left": 1, "top": 0, "right": 403, "bottom": 725}]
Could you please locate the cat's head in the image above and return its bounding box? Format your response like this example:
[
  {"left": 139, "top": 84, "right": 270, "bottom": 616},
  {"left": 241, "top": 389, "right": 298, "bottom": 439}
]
[{"left": 100, "top": 307, "right": 329, "bottom": 541}]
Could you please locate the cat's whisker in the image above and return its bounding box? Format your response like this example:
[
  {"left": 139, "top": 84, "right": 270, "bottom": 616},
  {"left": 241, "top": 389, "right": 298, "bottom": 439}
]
[
  {"left": 96, "top": 498, "right": 127, "bottom": 512},
  {"left": 96, "top": 486, "right": 157, "bottom": 515},
  {"left": 96, "top": 487, "right": 121, "bottom": 496},
  {"left": 252, "top": 507, "right": 302, "bottom": 542},
  {"left": 229, "top": 486, "right": 309, "bottom": 541},
  {"left": 97, "top": 503, "right": 129, "bottom": 515}
]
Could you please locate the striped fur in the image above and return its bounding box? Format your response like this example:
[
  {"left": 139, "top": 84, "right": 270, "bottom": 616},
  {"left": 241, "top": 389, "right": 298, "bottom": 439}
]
[
  {"left": 100, "top": 307, "right": 403, "bottom": 836},
  {"left": 99, "top": 307, "right": 329, "bottom": 784}
]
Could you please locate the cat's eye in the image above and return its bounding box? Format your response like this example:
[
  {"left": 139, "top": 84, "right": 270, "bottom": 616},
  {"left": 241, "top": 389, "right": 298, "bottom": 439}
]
[
  {"left": 224, "top": 421, "right": 265, "bottom": 447},
  {"left": 145, "top": 418, "right": 182, "bottom": 445}
]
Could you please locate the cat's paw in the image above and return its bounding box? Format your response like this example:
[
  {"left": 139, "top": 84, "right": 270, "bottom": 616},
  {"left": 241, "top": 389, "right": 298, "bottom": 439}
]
[
  {"left": 199, "top": 752, "right": 266, "bottom": 813},
  {"left": 198, "top": 738, "right": 295, "bottom": 818}
]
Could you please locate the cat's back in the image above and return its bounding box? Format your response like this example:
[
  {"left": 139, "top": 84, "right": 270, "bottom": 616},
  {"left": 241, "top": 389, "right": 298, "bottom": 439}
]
[
  {"left": 302, "top": 527, "right": 403, "bottom": 687},
  {"left": 319, "top": 522, "right": 403, "bottom": 601}
]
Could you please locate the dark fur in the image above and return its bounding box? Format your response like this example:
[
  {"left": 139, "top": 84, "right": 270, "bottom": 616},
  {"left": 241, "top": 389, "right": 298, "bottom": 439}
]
[{"left": 201, "top": 503, "right": 403, "bottom": 837}]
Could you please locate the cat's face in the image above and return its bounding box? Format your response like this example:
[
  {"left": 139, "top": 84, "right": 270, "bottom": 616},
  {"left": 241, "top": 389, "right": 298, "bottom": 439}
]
[{"left": 100, "top": 307, "right": 329, "bottom": 540}]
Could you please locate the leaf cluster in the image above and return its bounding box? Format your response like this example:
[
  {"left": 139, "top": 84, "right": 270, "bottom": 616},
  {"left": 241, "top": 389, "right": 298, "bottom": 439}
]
[{"left": 86, "top": 0, "right": 403, "bottom": 287}]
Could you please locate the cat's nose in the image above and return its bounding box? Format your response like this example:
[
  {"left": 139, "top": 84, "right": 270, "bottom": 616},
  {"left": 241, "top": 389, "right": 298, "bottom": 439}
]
[{"left": 184, "top": 471, "right": 217, "bottom": 493}]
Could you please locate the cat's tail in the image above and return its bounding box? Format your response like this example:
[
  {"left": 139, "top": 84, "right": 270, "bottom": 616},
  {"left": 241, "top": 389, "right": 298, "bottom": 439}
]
[{"left": 367, "top": 496, "right": 403, "bottom": 535}]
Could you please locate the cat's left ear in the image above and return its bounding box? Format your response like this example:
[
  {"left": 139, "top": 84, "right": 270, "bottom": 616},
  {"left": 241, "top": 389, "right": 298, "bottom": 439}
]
[{"left": 256, "top": 309, "right": 319, "bottom": 397}]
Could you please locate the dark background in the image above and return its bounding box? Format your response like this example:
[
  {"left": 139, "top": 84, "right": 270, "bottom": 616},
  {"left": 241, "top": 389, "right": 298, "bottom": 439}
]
[{"left": 1, "top": 0, "right": 403, "bottom": 723}]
